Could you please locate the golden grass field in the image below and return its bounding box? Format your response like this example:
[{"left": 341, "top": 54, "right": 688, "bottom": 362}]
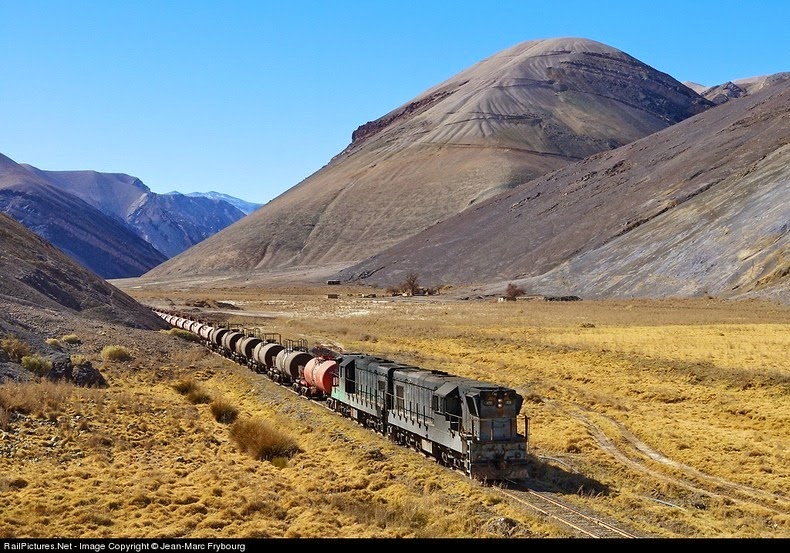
[{"left": 1, "top": 280, "right": 788, "bottom": 538}]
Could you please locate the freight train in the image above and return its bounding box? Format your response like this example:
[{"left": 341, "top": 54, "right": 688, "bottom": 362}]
[{"left": 154, "top": 309, "right": 531, "bottom": 481}]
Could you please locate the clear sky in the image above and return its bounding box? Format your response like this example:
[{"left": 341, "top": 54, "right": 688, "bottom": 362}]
[{"left": 1, "top": 1, "right": 787, "bottom": 205}]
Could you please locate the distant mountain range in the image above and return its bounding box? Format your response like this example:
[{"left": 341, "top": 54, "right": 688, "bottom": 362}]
[
  {"left": 0, "top": 160, "right": 258, "bottom": 277},
  {"left": 180, "top": 191, "right": 262, "bottom": 215},
  {"left": 1, "top": 36, "right": 786, "bottom": 305}
]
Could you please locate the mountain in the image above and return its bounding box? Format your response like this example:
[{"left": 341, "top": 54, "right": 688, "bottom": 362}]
[
  {"left": 0, "top": 154, "right": 167, "bottom": 279},
  {"left": 20, "top": 167, "right": 248, "bottom": 258},
  {"left": 145, "top": 37, "right": 713, "bottom": 279},
  {"left": 183, "top": 191, "right": 262, "bottom": 215},
  {"left": 337, "top": 76, "right": 789, "bottom": 301},
  {"left": 0, "top": 211, "right": 166, "bottom": 330}
]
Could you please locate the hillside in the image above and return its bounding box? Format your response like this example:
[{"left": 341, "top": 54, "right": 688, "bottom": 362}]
[
  {"left": 0, "top": 210, "right": 167, "bottom": 369},
  {"left": 145, "top": 37, "right": 712, "bottom": 279},
  {"left": 0, "top": 154, "right": 167, "bottom": 279},
  {"left": 336, "top": 76, "right": 789, "bottom": 302}
]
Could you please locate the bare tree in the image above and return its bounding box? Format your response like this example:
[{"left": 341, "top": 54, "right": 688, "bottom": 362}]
[
  {"left": 403, "top": 272, "right": 420, "bottom": 296},
  {"left": 505, "top": 282, "right": 525, "bottom": 300}
]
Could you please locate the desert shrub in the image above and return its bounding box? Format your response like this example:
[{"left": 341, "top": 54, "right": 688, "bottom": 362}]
[
  {"left": 1, "top": 337, "right": 32, "bottom": 362},
  {"left": 61, "top": 334, "right": 82, "bottom": 345},
  {"left": 229, "top": 418, "right": 301, "bottom": 461},
  {"left": 187, "top": 388, "right": 212, "bottom": 404},
  {"left": 172, "top": 379, "right": 211, "bottom": 404},
  {"left": 0, "top": 406, "right": 9, "bottom": 430},
  {"left": 163, "top": 328, "right": 201, "bottom": 342},
  {"left": 70, "top": 355, "right": 89, "bottom": 366},
  {"left": 0, "top": 380, "right": 69, "bottom": 419},
  {"left": 100, "top": 345, "right": 132, "bottom": 362},
  {"left": 210, "top": 398, "right": 239, "bottom": 424},
  {"left": 21, "top": 355, "right": 52, "bottom": 377},
  {"left": 45, "top": 338, "right": 61, "bottom": 348},
  {"left": 172, "top": 379, "right": 199, "bottom": 395}
]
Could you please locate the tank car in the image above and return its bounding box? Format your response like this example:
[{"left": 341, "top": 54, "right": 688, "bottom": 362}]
[{"left": 252, "top": 339, "right": 284, "bottom": 376}]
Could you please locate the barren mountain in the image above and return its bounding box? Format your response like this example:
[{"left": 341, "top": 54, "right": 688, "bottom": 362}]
[
  {"left": 337, "top": 76, "right": 790, "bottom": 302},
  {"left": 0, "top": 154, "right": 167, "bottom": 279},
  {"left": 146, "top": 37, "right": 712, "bottom": 279},
  {"left": 20, "top": 167, "right": 248, "bottom": 258},
  {"left": 0, "top": 211, "right": 167, "bottom": 356}
]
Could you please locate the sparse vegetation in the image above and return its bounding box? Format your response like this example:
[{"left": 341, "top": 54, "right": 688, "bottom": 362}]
[
  {"left": 100, "top": 345, "right": 132, "bottom": 362},
  {"left": 172, "top": 378, "right": 212, "bottom": 404},
  {"left": 0, "top": 287, "right": 787, "bottom": 539},
  {"left": 61, "top": 334, "right": 82, "bottom": 345},
  {"left": 0, "top": 336, "right": 32, "bottom": 362},
  {"left": 229, "top": 418, "right": 301, "bottom": 462},
  {"left": 21, "top": 355, "right": 52, "bottom": 377},
  {"left": 505, "top": 282, "right": 526, "bottom": 299},
  {"left": 210, "top": 397, "right": 239, "bottom": 424},
  {"left": 163, "top": 328, "right": 201, "bottom": 342}
]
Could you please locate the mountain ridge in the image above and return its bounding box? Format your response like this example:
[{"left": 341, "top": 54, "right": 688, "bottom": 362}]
[{"left": 145, "top": 37, "right": 715, "bottom": 280}]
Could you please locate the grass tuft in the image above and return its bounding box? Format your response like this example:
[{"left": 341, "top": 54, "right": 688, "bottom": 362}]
[
  {"left": 1, "top": 337, "right": 32, "bottom": 362},
  {"left": 21, "top": 355, "right": 52, "bottom": 377},
  {"left": 100, "top": 345, "right": 132, "bottom": 362},
  {"left": 229, "top": 418, "right": 301, "bottom": 462},
  {"left": 210, "top": 398, "right": 239, "bottom": 424}
]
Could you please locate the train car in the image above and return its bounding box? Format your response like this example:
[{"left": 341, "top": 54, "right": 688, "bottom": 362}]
[
  {"left": 328, "top": 353, "right": 529, "bottom": 480},
  {"left": 297, "top": 356, "right": 338, "bottom": 399},
  {"left": 153, "top": 309, "right": 530, "bottom": 481},
  {"left": 252, "top": 340, "right": 285, "bottom": 376}
]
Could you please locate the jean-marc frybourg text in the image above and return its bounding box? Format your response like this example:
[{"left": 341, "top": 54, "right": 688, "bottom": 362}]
[{"left": 3, "top": 543, "right": 246, "bottom": 553}]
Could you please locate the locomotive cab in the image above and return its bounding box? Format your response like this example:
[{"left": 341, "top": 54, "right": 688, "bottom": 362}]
[{"left": 464, "top": 387, "right": 523, "bottom": 442}]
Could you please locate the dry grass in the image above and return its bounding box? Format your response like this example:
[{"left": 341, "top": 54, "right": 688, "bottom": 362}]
[
  {"left": 1, "top": 286, "right": 787, "bottom": 539},
  {"left": 100, "top": 345, "right": 132, "bottom": 362}
]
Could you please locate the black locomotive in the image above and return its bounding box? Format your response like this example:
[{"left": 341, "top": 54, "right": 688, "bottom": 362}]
[{"left": 155, "top": 309, "right": 530, "bottom": 481}]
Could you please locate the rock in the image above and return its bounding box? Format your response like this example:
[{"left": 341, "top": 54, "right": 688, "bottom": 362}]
[{"left": 71, "top": 360, "right": 108, "bottom": 388}]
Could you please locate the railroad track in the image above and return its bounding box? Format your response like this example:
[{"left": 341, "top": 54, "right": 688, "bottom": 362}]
[{"left": 500, "top": 480, "right": 644, "bottom": 538}]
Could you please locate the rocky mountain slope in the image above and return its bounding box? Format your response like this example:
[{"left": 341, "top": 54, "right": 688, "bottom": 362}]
[
  {"left": 20, "top": 166, "right": 248, "bottom": 258},
  {"left": 338, "top": 76, "right": 789, "bottom": 301},
  {"left": 0, "top": 154, "right": 167, "bottom": 279},
  {"left": 0, "top": 210, "right": 167, "bottom": 376},
  {"left": 146, "top": 37, "right": 713, "bottom": 279}
]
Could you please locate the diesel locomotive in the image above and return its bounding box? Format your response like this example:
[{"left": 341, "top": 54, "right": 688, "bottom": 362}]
[{"left": 155, "top": 309, "right": 531, "bottom": 481}]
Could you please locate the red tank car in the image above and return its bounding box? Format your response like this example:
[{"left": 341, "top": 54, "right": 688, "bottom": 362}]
[{"left": 302, "top": 357, "right": 338, "bottom": 397}]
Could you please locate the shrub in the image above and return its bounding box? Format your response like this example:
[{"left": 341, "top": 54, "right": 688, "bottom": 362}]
[
  {"left": 229, "top": 418, "right": 301, "bottom": 461},
  {"left": 172, "top": 379, "right": 199, "bottom": 395},
  {"left": 1, "top": 337, "right": 32, "bottom": 362},
  {"left": 210, "top": 398, "right": 239, "bottom": 424},
  {"left": 0, "top": 407, "right": 9, "bottom": 431},
  {"left": 187, "top": 388, "right": 212, "bottom": 405},
  {"left": 21, "top": 355, "right": 52, "bottom": 377},
  {"left": 163, "top": 328, "right": 201, "bottom": 342},
  {"left": 45, "top": 338, "right": 61, "bottom": 348},
  {"left": 61, "top": 334, "right": 82, "bottom": 345},
  {"left": 172, "top": 379, "right": 211, "bottom": 404},
  {"left": 100, "top": 345, "right": 132, "bottom": 362}
]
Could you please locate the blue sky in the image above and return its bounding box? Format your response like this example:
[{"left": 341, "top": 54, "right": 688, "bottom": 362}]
[{"left": 1, "top": 1, "right": 787, "bottom": 204}]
